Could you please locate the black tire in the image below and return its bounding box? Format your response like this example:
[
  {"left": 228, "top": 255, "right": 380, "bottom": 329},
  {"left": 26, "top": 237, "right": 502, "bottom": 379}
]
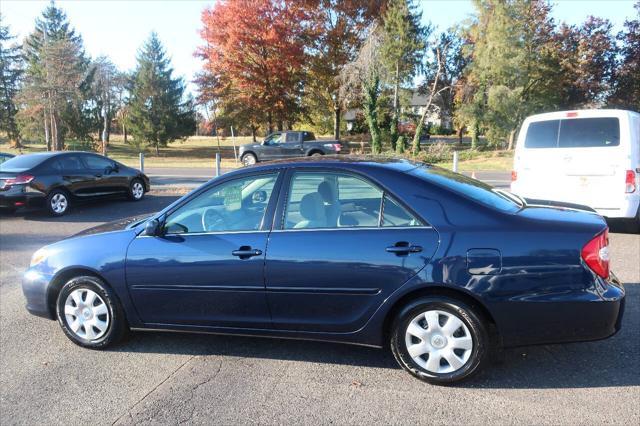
[
  {"left": 241, "top": 152, "right": 257, "bottom": 166},
  {"left": 128, "top": 178, "right": 145, "bottom": 201},
  {"left": 310, "top": 151, "right": 323, "bottom": 157},
  {"left": 390, "top": 297, "right": 489, "bottom": 385},
  {"left": 46, "top": 188, "right": 70, "bottom": 216},
  {"left": 56, "top": 275, "right": 128, "bottom": 349}
]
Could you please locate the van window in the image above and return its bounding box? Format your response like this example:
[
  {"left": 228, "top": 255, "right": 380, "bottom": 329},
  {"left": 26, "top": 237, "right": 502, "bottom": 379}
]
[
  {"left": 524, "top": 117, "right": 620, "bottom": 149},
  {"left": 524, "top": 120, "right": 559, "bottom": 148},
  {"left": 558, "top": 117, "right": 619, "bottom": 148}
]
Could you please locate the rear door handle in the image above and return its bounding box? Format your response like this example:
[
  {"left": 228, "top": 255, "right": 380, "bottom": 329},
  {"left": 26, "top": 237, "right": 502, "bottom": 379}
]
[
  {"left": 386, "top": 244, "right": 422, "bottom": 255},
  {"left": 232, "top": 247, "right": 263, "bottom": 259}
]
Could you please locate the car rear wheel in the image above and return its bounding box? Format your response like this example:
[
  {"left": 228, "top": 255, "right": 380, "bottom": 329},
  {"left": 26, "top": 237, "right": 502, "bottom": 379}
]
[
  {"left": 390, "top": 297, "right": 489, "bottom": 384},
  {"left": 46, "top": 189, "right": 70, "bottom": 216},
  {"left": 242, "top": 153, "right": 257, "bottom": 166},
  {"left": 310, "top": 151, "right": 323, "bottom": 157},
  {"left": 56, "top": 276, "right": 127, "bottom": 349},
  {"left": 128, "top": 179, "right": 145, "bottom": 201}
]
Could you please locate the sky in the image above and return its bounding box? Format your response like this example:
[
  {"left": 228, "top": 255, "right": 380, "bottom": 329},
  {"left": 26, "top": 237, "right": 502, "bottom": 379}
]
[{"left": 1, "top": 0, "right": 637, "bottom": 94}]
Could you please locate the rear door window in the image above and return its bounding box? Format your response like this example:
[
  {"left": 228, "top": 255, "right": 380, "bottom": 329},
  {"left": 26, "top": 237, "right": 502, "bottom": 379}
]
[
  {"left": 558, "top": 117, "right": 620, "bottom": 148},
  {"left": 58, "top": 155, "right": 85, "bottom": 172},
  {"left": 525, "top": 117, "right": 620, "bottom": 148},
  {"left": 524, "top": 120, "right": 559, "bottom": 148}
]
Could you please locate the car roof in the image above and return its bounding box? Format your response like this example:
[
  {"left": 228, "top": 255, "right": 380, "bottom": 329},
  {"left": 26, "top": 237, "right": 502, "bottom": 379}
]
[{"left": 242, "top": 155, "right": 424, "bottom": 173}]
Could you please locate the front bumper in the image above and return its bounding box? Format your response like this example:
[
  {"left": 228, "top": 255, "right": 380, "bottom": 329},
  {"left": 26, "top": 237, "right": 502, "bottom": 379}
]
[{"left": 22, "top": 268, "right": 55, "bottom": 320}]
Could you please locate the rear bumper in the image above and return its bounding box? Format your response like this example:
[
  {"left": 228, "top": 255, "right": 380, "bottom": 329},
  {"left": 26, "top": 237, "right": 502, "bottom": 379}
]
[
  {"left": 0, "top": 192, "right": 46, "bottom": 209},
  {"left": 594, "top": 198, "right": 640, "bottom": 219},
  {"left": 495, "top": 275, "right": 625, "bottom": 348}
]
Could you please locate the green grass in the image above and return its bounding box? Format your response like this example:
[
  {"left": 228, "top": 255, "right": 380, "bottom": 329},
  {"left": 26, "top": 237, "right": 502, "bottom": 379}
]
[{"left": 0, "top": 134, "right": 514, "bottom": 172}]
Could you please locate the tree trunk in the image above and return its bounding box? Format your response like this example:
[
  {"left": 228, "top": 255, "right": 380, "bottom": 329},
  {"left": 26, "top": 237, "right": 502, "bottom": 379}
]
[
  {"left": 122, "top": 122, "right": 128, "bottom": 144},
  {"left": 363, "top": 78, "right": 381, "bottom": 154},
  {"left": 277, "top": 121, "right": 283, "bottom": 132},
  {"left": 457, "top": 126, "right": 464, "bottom": 144},
  {"left": 102, "top": 112, "right": 109, "bottom": 156},
  {"left": 251, "top": 126, "right": 257, "bottom": 143},
  {"left": 155, "top": 143, "right": 160, "bottom": 156},
  {"left": 390, "top": 61, "right": 400, "bottom": 151},
  {"left": 333, "top": 104, "right": 341, "bottom": 140},
  {"left": 507, "top": 129, "right": 516, "bottom": 150},
  {"left": 44, "top": 109, "right": 51, "bottom": 151},
  {"left": 471, "top": 122, "right": 479, "bottom": 150},
  {"left": 267, "top": 112, "right": 273, "bottom": 134}
]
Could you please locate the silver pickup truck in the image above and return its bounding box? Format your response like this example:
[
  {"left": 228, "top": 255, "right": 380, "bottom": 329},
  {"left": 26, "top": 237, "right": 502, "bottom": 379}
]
[{"left": 239, "top": 131, "right": 343, "bottom": 166}]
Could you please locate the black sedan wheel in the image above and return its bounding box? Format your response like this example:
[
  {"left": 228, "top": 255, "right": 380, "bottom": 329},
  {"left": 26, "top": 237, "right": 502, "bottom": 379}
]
[
  {"left": 390, "top": 297, "right": 489, "bottom": 384},
  {"left": 46, "top": 189, "right": 70, "bottom": 216},
  {"left": 56, "top": 276, "right": 127, "bottom": 349},
  {"left": 128, "top": 179, "right": 145, "bottom": 201},
  {"left": 241, "top": 153, "right": 257, "bottom": 166}
]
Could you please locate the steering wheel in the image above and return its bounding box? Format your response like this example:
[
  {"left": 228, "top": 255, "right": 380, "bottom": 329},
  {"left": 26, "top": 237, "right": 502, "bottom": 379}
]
[{"left": 202, "top": 208, "right": 227, "bottom": 232}]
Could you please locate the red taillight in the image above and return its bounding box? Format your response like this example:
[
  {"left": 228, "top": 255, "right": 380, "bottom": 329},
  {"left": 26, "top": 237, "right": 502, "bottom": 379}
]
[
  {"left": 333, "top": 143, "right": 342, "bottom": 152},
  {"left": 625, "top": 170, "right": 636, "bottom": 193},
  {"left": 581, "top": 229, "right": 610, "bottom": 279},
  {"left": 4, "top": 174, "right": 34, "bottom": 186},
  {"left": 511, "top": 170, "right": 517, "bottom": 182}
]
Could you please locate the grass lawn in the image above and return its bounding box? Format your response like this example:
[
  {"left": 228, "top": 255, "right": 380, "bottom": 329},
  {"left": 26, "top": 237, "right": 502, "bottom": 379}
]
[{"left": 0, "top": 134, "right": 514, "bottom": 172}]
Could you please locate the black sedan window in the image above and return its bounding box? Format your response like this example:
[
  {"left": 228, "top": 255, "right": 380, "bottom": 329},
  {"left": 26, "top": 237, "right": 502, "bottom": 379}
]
[
  {"left": 0, "top": 154, "right": 47, "bottom": 172},
  {"left": 83, "top": 155, "right": 113, "bottom": 170}
]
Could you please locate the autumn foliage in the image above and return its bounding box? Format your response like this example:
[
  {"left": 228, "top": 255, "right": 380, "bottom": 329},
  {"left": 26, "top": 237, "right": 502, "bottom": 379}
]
[{"left": 196, "top": 0, "right": 309, "bottom": 134}]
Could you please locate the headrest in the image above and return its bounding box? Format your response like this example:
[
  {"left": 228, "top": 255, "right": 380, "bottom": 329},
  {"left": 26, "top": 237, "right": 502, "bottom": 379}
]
[
  {"left": 317, "top": 181, "right": 336, "bottom": 203},
  {"left": 299, "top": 192, "right": 325, "bottom": 221}
]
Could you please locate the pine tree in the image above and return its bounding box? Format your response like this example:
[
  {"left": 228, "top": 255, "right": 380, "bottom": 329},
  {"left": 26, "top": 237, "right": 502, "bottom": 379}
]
[
  {"left": 19, "top": 1, "right": 90, "bottom": 150},
  {"left": 457, "top": 0, "right": 559, "bottom": 148},
  {"left": 0, "top": 18, "right": 24, "bottom": 147},
  {"left": 128, "top": 32, "right": 196, "bottom": 154},
  {"left": 380, "top": 0, "right": 426, "bottom": 150}
]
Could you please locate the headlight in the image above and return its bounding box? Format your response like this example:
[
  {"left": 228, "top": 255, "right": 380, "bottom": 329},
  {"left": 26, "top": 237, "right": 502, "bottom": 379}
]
[{"left": 30, "top": 247, "right": 50, "bottom": 267}]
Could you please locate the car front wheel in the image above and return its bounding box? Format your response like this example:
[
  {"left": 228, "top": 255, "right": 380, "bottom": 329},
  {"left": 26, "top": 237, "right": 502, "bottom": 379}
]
[
  {"left": 241, "top": 153, "right": 257, "bottom": 166},
  {"left": 390, "top": 297, "right": 489, "bottom": 384},
  {"left": 56, "top": 275, "right": 127, "bottom": 349},
  {"left": 128, "top": 179, "right": 145, "bottom": 201}
]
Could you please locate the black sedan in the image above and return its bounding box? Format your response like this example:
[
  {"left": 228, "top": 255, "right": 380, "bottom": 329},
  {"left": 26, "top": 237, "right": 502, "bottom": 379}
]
[
  {"left": 0, "top": 152, "right": 15, "bottom": 164},
  {"left": 0, "top": 152, "right": 150, "bottom": 216},
  {"left": 22, "top": 156, "right": 624, "bottom": 384}
]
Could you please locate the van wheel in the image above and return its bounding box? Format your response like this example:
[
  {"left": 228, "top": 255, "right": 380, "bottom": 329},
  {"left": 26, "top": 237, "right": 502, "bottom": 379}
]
[{"left": 390, "top": 297, "right": 489, "bottom": 385}]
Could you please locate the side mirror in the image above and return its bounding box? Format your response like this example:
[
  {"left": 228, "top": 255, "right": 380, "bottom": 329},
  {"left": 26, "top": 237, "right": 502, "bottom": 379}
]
[
  {"left": 252, "top": 190, "right": 267, "bottom": 203},
  {"left": 143, "top": 219, "right": 160, "bottom": 236}
]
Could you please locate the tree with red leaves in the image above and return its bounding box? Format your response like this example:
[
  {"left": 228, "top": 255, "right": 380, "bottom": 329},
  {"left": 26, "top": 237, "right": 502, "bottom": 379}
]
[{"left": 196, "top": 0, "right": 308, "bottom": 139}]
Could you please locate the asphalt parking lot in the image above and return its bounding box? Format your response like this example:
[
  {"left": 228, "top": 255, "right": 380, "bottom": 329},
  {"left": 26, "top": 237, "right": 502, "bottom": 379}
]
[{"left": 1, "top": 192, "right": 639, "bottom": 425}]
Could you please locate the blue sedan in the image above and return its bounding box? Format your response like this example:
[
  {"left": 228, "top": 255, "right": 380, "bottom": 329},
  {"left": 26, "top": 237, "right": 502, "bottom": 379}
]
[{"left": 22, "top": 157, "right": 625, "bottom": 384}]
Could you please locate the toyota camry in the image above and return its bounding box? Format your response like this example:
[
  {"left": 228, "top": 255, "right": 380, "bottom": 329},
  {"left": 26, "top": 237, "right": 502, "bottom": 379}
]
[{"left": 22, "top": 156, "right": 625, "bottom": 384}]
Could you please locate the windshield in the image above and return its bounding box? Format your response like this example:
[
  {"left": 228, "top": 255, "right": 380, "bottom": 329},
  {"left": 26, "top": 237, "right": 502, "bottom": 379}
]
[
  {"left": 409, "top": 165, "right": 522, "bottom": 213},
  {"left": 0, "top": 154, "right": 49, "bottom": 172}
]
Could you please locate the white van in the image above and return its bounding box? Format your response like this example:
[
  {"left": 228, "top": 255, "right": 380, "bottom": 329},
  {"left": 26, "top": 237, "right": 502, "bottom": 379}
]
[{"left": 511, "top": 109, "right": 640, "bottom": 229}]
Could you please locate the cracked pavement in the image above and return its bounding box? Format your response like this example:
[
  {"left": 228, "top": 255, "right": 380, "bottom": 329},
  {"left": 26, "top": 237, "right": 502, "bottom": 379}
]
[{"left": 1, "top": 193, "right": 639, "bottom": 425}]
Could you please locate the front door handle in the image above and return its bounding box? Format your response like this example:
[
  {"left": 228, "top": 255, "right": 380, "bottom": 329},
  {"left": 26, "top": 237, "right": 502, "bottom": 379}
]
[
  {"left": 232, "top": 246, "right": 263, "bottom": 259},
  {"left": 386, "top": 242, "right": 422, "bottom": 255}
]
